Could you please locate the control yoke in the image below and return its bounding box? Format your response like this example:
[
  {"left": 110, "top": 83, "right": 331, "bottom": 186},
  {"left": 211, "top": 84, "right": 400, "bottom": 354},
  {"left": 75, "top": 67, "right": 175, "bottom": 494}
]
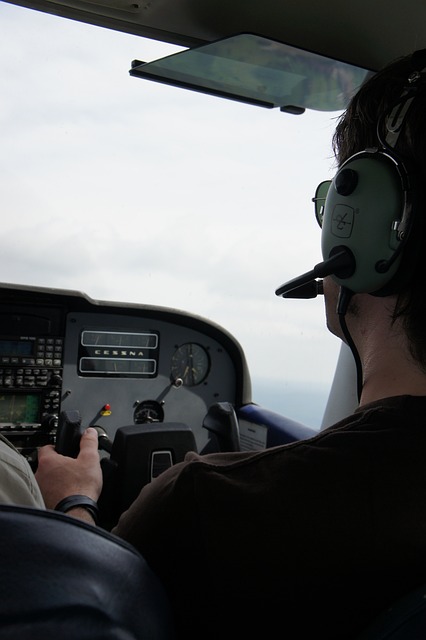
[
  {"left": 54, "top": 409, "right": 197, "bottom": 530},
  {"left": 55, "top": 410, "right": 85, "bottom": 458},
  {"left": 55, "top": 410, "right": 112, "bottom": 457}
]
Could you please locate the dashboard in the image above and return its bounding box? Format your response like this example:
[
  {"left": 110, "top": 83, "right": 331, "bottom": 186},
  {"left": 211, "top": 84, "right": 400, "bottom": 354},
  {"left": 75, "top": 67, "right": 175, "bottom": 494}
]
[{"left": 0, "top": 282, "right": 252, "bottom": 468}]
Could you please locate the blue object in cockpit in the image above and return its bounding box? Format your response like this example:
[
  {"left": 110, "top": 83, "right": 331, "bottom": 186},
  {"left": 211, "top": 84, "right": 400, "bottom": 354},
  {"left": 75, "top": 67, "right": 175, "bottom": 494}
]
[{"left": 237, "top": 403, "right": 317, "bottom": 448}]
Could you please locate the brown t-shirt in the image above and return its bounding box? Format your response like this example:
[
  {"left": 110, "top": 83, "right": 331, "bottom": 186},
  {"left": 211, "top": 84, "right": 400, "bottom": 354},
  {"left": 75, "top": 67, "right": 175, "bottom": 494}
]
[{"left": 113, "top": 395, "right": 426, "bottom": 639}]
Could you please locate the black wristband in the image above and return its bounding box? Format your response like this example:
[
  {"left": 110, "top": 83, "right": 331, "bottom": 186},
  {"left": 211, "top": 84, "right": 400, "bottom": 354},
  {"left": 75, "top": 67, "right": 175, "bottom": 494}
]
[{"left": 54, "top": 495, "right": 99, "bottom": 525}]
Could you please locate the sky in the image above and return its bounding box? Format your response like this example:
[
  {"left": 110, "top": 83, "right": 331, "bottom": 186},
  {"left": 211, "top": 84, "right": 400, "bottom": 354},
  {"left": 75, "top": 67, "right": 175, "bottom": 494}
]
[{"left": 0, "top": 1, "right": 344, "bottom": 427}]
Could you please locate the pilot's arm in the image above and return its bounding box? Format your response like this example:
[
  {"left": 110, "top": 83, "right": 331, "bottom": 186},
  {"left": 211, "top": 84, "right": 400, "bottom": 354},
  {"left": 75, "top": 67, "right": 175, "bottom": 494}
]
[{"left": 0, "top": 433, "right": 44, "bottom": 508}]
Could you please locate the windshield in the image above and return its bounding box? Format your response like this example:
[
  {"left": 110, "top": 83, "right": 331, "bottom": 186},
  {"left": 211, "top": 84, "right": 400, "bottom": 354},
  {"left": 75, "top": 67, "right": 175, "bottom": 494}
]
[{"left": 0, "top": 1, "right": 342, "bottom": 428}]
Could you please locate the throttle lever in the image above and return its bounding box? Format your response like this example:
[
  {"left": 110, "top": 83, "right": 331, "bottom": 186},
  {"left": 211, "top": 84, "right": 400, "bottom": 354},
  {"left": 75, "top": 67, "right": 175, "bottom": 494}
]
[{"left": 55, "top": 409, "right": 85, "bottom": 458}]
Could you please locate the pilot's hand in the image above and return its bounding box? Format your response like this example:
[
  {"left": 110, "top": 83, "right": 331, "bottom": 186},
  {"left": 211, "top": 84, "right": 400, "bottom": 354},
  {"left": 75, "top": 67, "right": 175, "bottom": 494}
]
[{"left": 35, "top": 427, "right": 103, "bottom": 512}]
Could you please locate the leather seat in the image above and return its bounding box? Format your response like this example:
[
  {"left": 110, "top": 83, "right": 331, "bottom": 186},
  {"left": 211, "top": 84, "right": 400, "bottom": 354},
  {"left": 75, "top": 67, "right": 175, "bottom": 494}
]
[
  {"left": 357, "top": 582, "right": 426, "bottom": 639},
  {"left": 0, "top": 504, "right": 174, "bottom": 639}
]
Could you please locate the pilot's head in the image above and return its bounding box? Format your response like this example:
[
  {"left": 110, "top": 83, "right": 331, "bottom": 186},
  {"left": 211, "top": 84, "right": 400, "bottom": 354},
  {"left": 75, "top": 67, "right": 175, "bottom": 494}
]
[{"left": 324, "top": 50, "right": 426, "bottom": 366}]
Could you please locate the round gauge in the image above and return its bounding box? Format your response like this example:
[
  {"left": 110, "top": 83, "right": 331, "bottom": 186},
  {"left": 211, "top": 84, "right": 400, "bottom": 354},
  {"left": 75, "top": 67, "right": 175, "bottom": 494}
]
[
  {"left": 133, "top": 400, "right": 164, "bottom": 424},
  {"left": 171, "top": 343, "right": 210, "bottom": 386}
]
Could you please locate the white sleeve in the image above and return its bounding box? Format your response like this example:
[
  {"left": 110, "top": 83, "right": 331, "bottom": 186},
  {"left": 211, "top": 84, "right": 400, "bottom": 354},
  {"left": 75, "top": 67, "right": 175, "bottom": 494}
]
[{"left": 0, "top": 438, "right": 45, "bottom": 508}]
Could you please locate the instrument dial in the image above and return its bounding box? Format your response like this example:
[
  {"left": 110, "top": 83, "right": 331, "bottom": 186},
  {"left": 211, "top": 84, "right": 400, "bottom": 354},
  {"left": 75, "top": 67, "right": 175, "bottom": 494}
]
[
  {"left": 133, "top": 400, "right": 164, "bottom": 424},
  {"left": 171, "top": 343, "right": 210, "bottom": 386}
]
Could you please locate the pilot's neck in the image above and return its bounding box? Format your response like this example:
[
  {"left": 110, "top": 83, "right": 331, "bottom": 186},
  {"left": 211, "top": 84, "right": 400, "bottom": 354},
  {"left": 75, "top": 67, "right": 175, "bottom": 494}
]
[{"left": 356, "top": 302, "right": 426, "bottom": 406}]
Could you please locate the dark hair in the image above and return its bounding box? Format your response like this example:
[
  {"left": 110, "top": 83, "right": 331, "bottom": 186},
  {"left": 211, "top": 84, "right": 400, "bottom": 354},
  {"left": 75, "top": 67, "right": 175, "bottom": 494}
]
[{"left": 332, "top": 51, "right": 426, "bottom": 370}]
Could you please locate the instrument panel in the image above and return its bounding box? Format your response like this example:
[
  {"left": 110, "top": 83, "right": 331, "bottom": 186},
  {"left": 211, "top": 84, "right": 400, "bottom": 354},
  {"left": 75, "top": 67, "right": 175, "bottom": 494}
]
[{"left": 0, "top": 282, "right": 252, "bottom": 466}]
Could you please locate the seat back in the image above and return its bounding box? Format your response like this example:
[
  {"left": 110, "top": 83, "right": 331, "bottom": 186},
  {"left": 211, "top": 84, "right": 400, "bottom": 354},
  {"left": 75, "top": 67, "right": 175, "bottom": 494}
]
[
  {"left": 357, "top": 582, "right": 426, "bottom": 639},
  {"left": 0, "top": 505, "right": 174, "bottom": 639}
]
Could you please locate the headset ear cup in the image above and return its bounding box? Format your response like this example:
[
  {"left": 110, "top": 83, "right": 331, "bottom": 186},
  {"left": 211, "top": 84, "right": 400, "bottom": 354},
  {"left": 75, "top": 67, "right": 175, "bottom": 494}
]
[{"left": 321, "top": 150, "right": 410, "bottom": 294}]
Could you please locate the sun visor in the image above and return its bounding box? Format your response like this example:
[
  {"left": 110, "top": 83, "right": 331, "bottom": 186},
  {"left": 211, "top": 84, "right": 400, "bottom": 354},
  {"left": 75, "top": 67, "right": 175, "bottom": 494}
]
[{"left": 130, "top": 33, "right": 372, "bottom": 113}]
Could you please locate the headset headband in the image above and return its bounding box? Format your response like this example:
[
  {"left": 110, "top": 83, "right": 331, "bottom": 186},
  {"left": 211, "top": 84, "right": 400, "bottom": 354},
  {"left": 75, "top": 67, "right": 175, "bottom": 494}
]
[{"left": 381, "top": 50, "right": 426, "bottom": 150}]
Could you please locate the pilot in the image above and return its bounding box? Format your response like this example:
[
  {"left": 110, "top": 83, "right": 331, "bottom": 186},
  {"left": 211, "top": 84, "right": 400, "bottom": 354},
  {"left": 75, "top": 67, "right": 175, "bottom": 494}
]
[{"left": 35, "top": 49, "right": 426, "bottom": 638}]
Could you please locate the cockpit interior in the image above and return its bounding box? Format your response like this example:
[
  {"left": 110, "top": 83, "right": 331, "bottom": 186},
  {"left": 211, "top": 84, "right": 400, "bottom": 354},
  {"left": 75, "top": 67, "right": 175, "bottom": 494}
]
[{"left": 2, "top": 0, "right": 426, "bottom": 637}]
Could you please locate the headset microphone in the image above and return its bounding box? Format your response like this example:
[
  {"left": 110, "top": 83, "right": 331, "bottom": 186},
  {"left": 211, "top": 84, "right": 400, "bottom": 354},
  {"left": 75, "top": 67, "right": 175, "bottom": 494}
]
[
  {"left": 280, "top": 279, "right": 323, "bottom": 299},
  {"left": 275, "top": 247, "right": 355, "bottom": 298}
]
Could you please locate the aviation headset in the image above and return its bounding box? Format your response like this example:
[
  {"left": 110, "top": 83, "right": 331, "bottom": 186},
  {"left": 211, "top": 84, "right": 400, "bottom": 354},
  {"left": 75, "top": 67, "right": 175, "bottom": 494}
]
[{"left": 320, "top": 51, "right": 426, "bottom": 296}]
